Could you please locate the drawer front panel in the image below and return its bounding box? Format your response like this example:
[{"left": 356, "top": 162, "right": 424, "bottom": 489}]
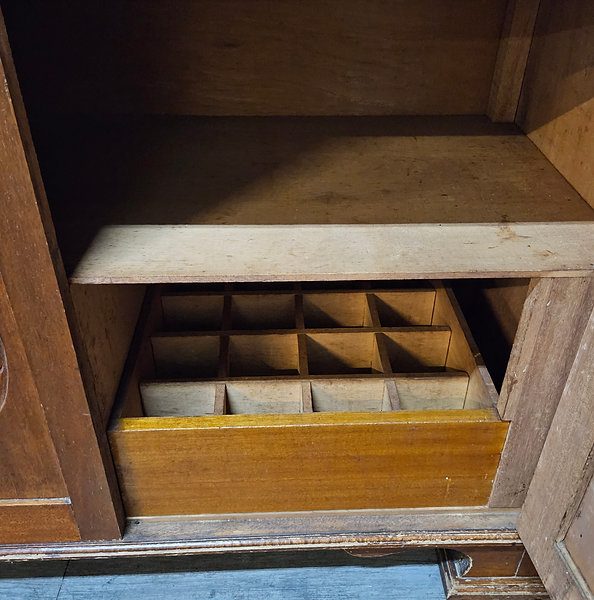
[{"left": 111, "top": 412, "right": 508, "bottom": 516}]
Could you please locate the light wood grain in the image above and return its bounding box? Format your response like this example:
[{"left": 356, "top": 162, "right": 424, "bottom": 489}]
[
  {"left": 162, "top": 294, "right": 225, "bottom": 331},
  {"left": 225, "top": 381, "right": 304, "bottom": 415},
  {"left": 41, "top": 115, "right": 594, "bottom": 279},
  {"left": 3, "top": 1, "right": 507, "bottom": 116},
  {"left": 140, "top": 374, "right": 470, "bottom": 416},
  {"left": 518, "top": 0, "right": 594, "bottom": 209},
  {"left": 70, "top": 284, "right": 146, "bottom": 425},
  {"left": 381, "top": 329, "right": 451, "bottom": 373},
  {"left": 432, "top": 286, "right": 498, "bottom": 410},
  {"left": 71, "top": 223, "right": 594, "bottom": 284},
  {"left": 490, "top": 277, "right": 594, "bottom": 508},
  {"left": 487, "top": 0, "right": 541, "bottom": 121},
  {"left": 518, "top": 303, "right": 594, "bottom": 600},
  {"left": 373, "top": 291, "right": 435, "bottom": 327},
  {"left": 110, "top": 410, "right": 507, "bottom": 516}
]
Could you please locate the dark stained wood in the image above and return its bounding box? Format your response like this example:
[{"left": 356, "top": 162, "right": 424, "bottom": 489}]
[
  {"left": 490, "top": 277, "right": 594, "bottom": 508},
  {"left": 0, "top": 273, "right": 69, "bottom": 501},
  {"left": 0, "top": 501, "right": 80, "bottom": 544},
  {"left": 3, "top": 0, "right": 507, "bottom": 116},
  {"left": 0, "top": 9, "right": 123, "bottom": 539}
]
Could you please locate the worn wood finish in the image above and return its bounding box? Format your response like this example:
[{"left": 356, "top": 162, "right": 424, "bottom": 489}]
[
  {"left": 432, "top": 286, "right": 498, "bottom": 410},
  {"left": 439, "top": 548, "right": 548, "bottom": 599},
  {"left": 110, "top": 410, "right": 507, "bottom": 517},
  {"left": 32, "top": 115, "right": 594, "bottom": 278},
  {"left": 518, "top": 303, "right": 594, "bottom": 600},
  {"left": 70, "top": 284, "right": 146, "bottom": 425},
  {"left": 0, "top": 508, "right": 521, "bottom": 561},
  {"left": 3, "top": 1, "right": 507, "bottom": 116},
  {"left": 0, "top": 500, "right": 79, "bottom": 545},
  {"left": 564, "top": 475, "right": 594, "bottom": 592},
  {"left": 518, "top": 309, "right": 594, "bottom": 600},
  {"left": 0, "top": 11, "right": 122, "bottom": 539},
  {"left": 453, "top": 279, "right": 529, "bottom": 389},
  {"left": 490, "top": 277, "right": 594, "bottom": 508},
  {"left": 71, "top": 223, "right": 594, "bottom": 284},
  {"left": 487, "top": 0, "right": 541, "bottom": 121},
  {"left": 518, "top": 0, "right": 594, "bottom": 209}
]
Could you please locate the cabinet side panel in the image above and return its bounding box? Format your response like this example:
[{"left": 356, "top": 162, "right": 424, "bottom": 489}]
[
  {"left": 518, "top": 0, "right": 594, "bottom": 208},
  {"left": 70, "top": 284, "right": 146, "bottom": 426}
]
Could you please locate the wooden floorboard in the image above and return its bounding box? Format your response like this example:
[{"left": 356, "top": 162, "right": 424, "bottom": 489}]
[{"left": 0, "top": 550, "right": 444, "bottom": 599}]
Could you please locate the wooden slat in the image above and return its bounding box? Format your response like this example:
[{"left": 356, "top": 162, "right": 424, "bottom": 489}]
[
  {"left": 432, "top": 287, "right": 497, "bottom": 410},
  {"left": 3, "top": 1, "right": 507, "bottom": 116},
  {"left": 518, "top": 303, "right": 594, "bottom": 599},
  {"left": 70, "top": 223, "right": 594, "bottom": 284},
  {"left": 110, "top": 410, "right": 507, "bottom": 516},
  {"left": 490, "top": 277, "right": 594, "bottom": 507},
  {"left": 487, "top": 0, "right": 541, "bottom": 121},
  {"left": 0, "top": 500, "right": 79, "bottom": 544}
]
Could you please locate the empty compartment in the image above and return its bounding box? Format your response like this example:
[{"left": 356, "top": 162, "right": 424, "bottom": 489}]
[
  {"left": 373, "top": 290, "right": 436, "bottom": 326},
  {"left": 161, "top": 294, "right": 224, "bottom": 331},
  {"left": 381, "top": 329, "right": 451, "bottom": 372},
  {"left": 306, "top": 332, "right": 383, "bottom": 375},
  {"left": 225, "top": 381, "right": 303, "bottom": 414},
  {"left": 228, "top": 334, "right": 299, "bottom": 376},
  {"left": 395, "top": 374, "right": 469, "bottom": 411},
  {"left": 140, "top": 382, "right": 217, "bottom": 416},
  {"left": 151, "top": 335, "right": 220, "bottom": 378},
  {"left": 231, "top": 294, "right": 296, "bottom": 329},
  {"left": 303, "top": 293, "right": 371, "bottom": 328},
  {"left": 311, "top": 379, "right": 392, "bottom": 412}
]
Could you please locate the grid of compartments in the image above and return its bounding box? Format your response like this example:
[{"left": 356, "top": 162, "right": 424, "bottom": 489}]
[{"left": 134, "top": 283, "right": 495, "bottom": 418}]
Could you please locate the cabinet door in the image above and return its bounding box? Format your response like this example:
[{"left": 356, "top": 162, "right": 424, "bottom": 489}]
[
  {"left": 0, "top": 8, "right": 122, "bottom": 541},
  {"left": 518, "top": 304, "right": 594, "bottom": 599}
]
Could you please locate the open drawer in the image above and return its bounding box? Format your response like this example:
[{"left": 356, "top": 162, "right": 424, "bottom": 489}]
[{"left": 109, "top": 283, "right": 508, "bottom": 517}]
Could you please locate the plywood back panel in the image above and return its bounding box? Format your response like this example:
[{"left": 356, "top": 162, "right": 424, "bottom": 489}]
[
  {"left": 3, "top": 0, "right": 507, "bottom": 116},
  {"left": 518, "top": 0, "right": 594, "bottom": 208}
]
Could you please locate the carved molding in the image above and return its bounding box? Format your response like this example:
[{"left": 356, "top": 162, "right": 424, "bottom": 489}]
[{"left": 0, "top": 334, "right": 7, "bottom": 411}]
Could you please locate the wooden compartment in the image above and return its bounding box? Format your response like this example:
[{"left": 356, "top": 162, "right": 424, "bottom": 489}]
[{"left": 109, "top": 282, "right": 507, "bottom": 517}]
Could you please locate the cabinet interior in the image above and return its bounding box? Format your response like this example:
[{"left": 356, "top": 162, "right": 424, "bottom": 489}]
[{"left": 1, "top": 0, "right": 591, "bottom": 519}]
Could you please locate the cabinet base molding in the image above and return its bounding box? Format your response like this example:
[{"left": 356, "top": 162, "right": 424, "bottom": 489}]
[
  {"left": 0, "top": 499, "right": 80, "bottom": 544},
  {"left": 0, "top": 508, "right": 518, "bottom": 561},
  {"left": 439, "top": 548, "right": 548, "bottom": 599}
]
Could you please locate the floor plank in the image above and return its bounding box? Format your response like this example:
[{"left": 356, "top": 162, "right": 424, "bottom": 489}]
[{"left": 0, "top": 551, "right": 444, "bottom": 599}]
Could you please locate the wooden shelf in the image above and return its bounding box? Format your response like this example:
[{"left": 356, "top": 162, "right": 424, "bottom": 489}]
[{"left": 36, "top": 116, "right": 594, "bottom": 282}]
